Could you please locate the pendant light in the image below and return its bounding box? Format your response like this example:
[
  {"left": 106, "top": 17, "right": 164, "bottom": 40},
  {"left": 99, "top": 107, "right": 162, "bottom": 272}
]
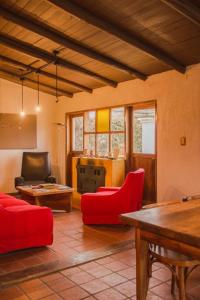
[
  {"left": 35, "top": 73, "right": 41, "bottom": 112},
  {"left": 20, "top": 77, "right": 25, "bottom": 117}
]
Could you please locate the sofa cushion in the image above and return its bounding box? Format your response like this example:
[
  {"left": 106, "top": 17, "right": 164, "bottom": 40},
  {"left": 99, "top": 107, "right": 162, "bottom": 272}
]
[
  {"left": 0, "top": 194, "right": 29, "bottom": 207},
  {"left": 5, "top": 205, "right": 53, "bottom": 236},
  {"left": 0, "top": 193, "right": 15, "bottom": 199},
  {"left": 0, "top": 204, "right": 53, "bottom": 253}
]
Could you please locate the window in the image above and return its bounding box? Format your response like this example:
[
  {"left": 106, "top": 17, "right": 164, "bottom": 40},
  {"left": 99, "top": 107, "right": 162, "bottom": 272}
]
[
  {"left": 133, "top": 108, "right": 155, "bottom": 154},
  {"left": 97, "top": 134, "right": 109, "bottom": 156},
  {"left": 111, "top": 133, "right": 125, "bottom": 156},
  {"left": 84, "top": 111, "right": 95, "bottom": 132},
  {"left": 97, "top": 109, "right": 109, "bottom": 132},
  {"left": 111, "top": 107, "right": 124, "bottom": 131},
  {"left": 111, "top": 107, "right": 125, "bottom": 156},
  {"left": 72, "top": 116, "right": 83, "bottom": 151},
  {"left": 84, "top": 134, "right": 95, "bottom": 154},
  {"left": 71, "top": 107, "right": 125, "bottom": 157}
]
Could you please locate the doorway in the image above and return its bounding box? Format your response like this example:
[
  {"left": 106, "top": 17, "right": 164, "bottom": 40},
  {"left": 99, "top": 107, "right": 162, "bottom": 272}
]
[{"left": 130, "top": 102, "right": 157, "bottom": 205}]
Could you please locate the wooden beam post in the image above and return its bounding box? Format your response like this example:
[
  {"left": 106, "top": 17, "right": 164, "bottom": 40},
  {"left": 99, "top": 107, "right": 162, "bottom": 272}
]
[
  {"left": 0, "top": 54, "right": 92, "bottom": 93},
  {"left": 160, "top": 0, "right": 200, "bottom": 27},
  {"left": 0, "top": 5, "right": 147, "bottom": 81},
  {"left": 0, "top": 68, "right": 73, "bottom": 98},
  {"left": 0, "top": 33, "right": 117, "bottom": 87},
  {"left": 47, "top": 0, "right": 186, "bottom": 73}
]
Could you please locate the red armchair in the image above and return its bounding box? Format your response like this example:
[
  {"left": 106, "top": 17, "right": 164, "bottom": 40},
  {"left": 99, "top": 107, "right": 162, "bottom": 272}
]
[
  {"left": 0, "top": 193, "right": 53, "bottom": 254},
  {"left": 81, "top": 168, "right": 145, "bottom": 224}
]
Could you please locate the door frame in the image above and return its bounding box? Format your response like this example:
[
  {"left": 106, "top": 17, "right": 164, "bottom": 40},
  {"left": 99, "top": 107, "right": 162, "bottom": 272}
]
[{"left": 130, "top": 100, "right": 157, "bottom": 204}]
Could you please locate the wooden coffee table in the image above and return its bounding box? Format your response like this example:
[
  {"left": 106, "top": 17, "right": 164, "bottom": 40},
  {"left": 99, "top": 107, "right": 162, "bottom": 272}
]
[{"left": 16, "top": 184, "right": 74, "bottom": 212}]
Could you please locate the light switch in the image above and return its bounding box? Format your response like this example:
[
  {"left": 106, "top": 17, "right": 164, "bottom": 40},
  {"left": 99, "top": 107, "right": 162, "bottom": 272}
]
[{"left": 180, "top": 136, "right": 186, "bottom": 146}]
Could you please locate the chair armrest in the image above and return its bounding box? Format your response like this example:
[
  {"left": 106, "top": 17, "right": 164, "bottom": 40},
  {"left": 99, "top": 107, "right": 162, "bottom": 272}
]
[
  {"left": 97, "top": 187, "right": 120, "bottom": 192},
  {"left": 15, "top": 176, "right": 25, "bottom": 187},
  {"left": 46, "top": 176, "right": 56, "bottom": 183}
]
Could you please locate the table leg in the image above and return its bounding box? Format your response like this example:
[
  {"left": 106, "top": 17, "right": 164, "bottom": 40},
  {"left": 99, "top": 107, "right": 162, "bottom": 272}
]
[
  {"left": 135, "top": 228, "right": 149, "bottom": 300},
  {"left": 178, "top": 267, "right": 186, "bottom": 300},
  {"left": 66, "top": 193, "right": 72, "bottom": 212},
  {"left": 35, "top": 196, "right": 40, "bottom": 206}
]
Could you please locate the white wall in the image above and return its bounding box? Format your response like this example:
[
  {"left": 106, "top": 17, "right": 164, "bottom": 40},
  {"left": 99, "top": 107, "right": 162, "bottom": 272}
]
[
  {"left": 0, "top": 78, "right": 58, "bottom": 192},
  {"left": 56, "top": 63, "right": 200, "bottom": 202}
]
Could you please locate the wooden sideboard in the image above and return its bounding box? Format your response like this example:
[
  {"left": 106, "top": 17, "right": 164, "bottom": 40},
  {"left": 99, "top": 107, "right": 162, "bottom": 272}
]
[{"left": 72, "top": 157, "right": 125, "bottom": 208}]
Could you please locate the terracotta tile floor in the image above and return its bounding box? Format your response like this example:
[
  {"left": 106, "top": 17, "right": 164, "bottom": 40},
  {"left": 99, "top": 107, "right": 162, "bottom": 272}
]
[
  {"left": 0, "top": 209, "right": 134, "bottom": 285},
  {"left": 0, "top": 248, "right": 200, "bottom": 299},
  {"left": 0, "top": 209, "right": 199, "bottom": 299}
]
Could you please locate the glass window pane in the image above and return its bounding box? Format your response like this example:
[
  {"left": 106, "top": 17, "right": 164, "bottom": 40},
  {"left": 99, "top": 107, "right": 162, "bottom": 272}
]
[
  {"left": 72, "top": 116, "right": 83, "bottom": 151},
  {"left": 97, "top": 109, "right": 109, "bottom": 132},
  {"left": 111, "top": 133, "right": 125, "bottom": 157},
  {"left": 133, "top": 108, "right": 155, "bottom": 154},
  {"left": 97, "top": 134, "right": 109, "bottom": 156},
  {"left": 111, "top": 107, "right": 125, "bottom": 131},
  {"left": 84, "top": 111, "right": 95, "bottom": 132},
  {"left": 84, "top": 134, "right": 95, "bottom": 155}
]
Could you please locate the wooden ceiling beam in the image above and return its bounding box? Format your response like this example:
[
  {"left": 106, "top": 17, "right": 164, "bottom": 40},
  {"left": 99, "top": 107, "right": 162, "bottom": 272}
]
[
  {"left": 0, "top": 5, "right": 147, "bottom": 81},
  {"left": 0, "top": 68, "right": 73, "bottom": 97},
  {"left": 160, "top": 0, "right": 200, "bottom": 27},
  {"left": 0, "top": 55, "right": 92, "bottom": 93},
  {"left": 47, "top": 0, "right": 186, "bottom": 74},
  {"left": 0, "top": 33, "right": 117, "bottom": 87}
]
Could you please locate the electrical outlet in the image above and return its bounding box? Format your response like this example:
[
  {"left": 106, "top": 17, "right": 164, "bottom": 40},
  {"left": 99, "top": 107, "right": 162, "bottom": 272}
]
[{"left": 180, "top": 136, "right": 186, "bottom": 146}]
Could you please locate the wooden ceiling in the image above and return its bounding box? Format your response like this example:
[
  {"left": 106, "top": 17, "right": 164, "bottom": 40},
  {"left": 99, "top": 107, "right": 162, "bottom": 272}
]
[{"left": 0, "top": 0, "right": 200, "bottom": 98}]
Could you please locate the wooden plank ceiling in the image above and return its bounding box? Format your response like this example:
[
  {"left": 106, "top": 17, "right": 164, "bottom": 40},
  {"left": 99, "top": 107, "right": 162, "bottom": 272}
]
[{"left": 0, "top": 0, "right": 200, "bottom": 98}]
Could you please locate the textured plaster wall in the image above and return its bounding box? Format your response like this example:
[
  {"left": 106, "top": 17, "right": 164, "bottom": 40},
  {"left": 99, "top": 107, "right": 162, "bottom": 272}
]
[
  {"left": 0, "top": 78, "right": 58, "bottom": 192},
  {"left": 56, "top": 63, "right": 200, "bottom": 202},
  {"left": 1, "top": 64, "right": 200, "bottom": 200}
]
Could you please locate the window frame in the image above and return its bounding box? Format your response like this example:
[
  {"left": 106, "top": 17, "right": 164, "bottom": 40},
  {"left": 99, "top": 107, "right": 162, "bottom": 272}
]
[{"left": 70, "top": 106, "right": 126, "bottom": 157}]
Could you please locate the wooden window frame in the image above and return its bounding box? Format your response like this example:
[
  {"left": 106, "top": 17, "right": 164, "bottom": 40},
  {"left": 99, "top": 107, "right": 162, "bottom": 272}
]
[{"left": 70, "top": 106, "right": 126, "bottom": 157}]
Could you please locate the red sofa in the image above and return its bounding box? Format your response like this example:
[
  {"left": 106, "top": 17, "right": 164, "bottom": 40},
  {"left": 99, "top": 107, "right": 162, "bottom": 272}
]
[
  {"left": 0, "top": 193, "right": 53, "bottom": 254},
  {"left": 81, "top": 169, "right": 145, "bottom": 224}
]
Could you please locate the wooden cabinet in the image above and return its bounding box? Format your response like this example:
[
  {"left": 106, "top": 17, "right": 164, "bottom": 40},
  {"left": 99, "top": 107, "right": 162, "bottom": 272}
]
[{"left": 72, "top": 157, "right": 125, "bottom": 208}]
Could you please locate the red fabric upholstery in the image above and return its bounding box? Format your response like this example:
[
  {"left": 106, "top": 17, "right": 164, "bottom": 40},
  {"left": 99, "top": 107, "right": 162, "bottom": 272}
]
[
  {"left": 0, "top": 193, "right": 53, "bottom": 254},
  {"left": 0, "top": 194, "right": 29, "bottom": 207},
  {"left": 81, "top": 168, "right": 145, "bottom": 224},
  {"left": 97, "top": 187, "right": 120, "bottom": 192}
]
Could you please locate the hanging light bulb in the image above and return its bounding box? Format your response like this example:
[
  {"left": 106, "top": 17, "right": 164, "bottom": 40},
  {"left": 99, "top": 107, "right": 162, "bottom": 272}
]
[
  {"left": 20, "top": 78, "right": 26, "bottom": 117},
  {"left": 35, "top": 73, "right": 41, "bottom": 112},
  {"left": 20, "top": 110, "right": 25, "bottom": 117},
  {"left": 35, "top": 105, "right": 41, "bottom": 112}
]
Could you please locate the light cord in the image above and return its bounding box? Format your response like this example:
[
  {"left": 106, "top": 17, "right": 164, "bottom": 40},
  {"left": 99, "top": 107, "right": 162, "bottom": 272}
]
[
  {"left": 37, "top": 73, "right": 40, "bottom": 106},
  {"left": 55, "top": 63, "right": 59, "bottom": 103},
  {"left": 21, "top": 78, "right": 24, "bottom": 111}
]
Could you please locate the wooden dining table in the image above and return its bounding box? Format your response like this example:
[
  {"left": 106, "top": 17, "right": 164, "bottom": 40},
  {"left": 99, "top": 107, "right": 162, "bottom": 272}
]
[{"left": 121, "top": 200, "right": 200, "bottom": 300}]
